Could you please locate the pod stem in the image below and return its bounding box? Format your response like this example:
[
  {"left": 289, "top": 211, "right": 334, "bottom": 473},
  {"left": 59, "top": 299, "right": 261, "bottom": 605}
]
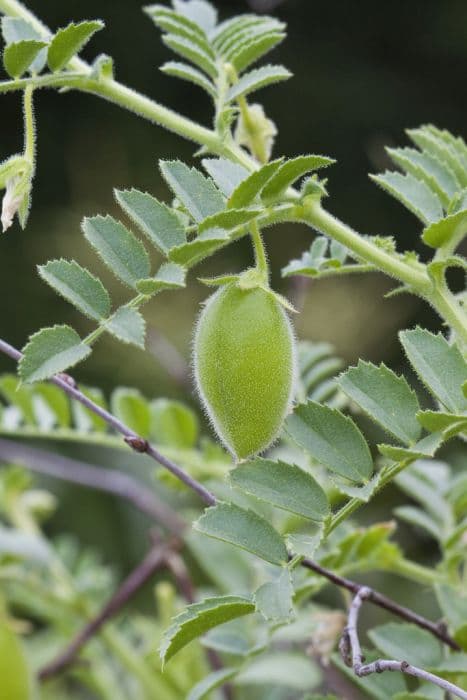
[{"left": 250, "top": 221, "right": 269, "bottom": 282}]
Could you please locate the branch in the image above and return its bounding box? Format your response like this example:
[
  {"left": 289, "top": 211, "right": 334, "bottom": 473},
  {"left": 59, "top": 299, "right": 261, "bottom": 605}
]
[
  {"left": 38, "top": 537, "right": 179, "bottom": 681},
  {"left": 0, "top": 337, "right": 460, "bottom": 655},
  {"left": 340, "top": 587, "right": 467, "bottom": 700},
  {"left": 0, "top": 437, "right": 186, "bottom": 536},
  {"left": 0, "top": 339, "right": 216, "bottom": 507}
]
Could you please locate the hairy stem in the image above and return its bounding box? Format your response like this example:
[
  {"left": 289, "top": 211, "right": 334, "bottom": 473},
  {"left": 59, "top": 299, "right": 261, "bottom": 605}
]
[{"left": 250, "top": 220, "right": 269, "bottom": 280}]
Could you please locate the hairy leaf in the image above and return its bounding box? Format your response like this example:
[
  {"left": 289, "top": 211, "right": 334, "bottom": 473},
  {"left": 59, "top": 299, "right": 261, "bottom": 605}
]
[
  {"left": 422, "top": 208, "right": 467, "bottom": 248},
  {"left": 38, "top": 259, "right": 111, "bottom": 321},
  {"left": 228, "top": 158, "right": 283, "bottom": 209},
  {"left": 198, "top": 207, "right": 261, "bottom": 233},
  {"left": 19, "top": 325, "right": 91, "bottom": 383},
  {"left": 106, "top": 307, "right": 146, "bottom": 348},
  {"left": 161, "top": 60, "right": 216, "bottom": 96},
  {"left": 1, "top": 17, "right": 47, "bottom": 73},
  {"left": 3, "top": 39, "right": 47, "bottom": 78},
  {"left": 254, "top": 567, "right": 294, "bottom": 622},
  {"left": 194, "top": 502, "right": 288, "bottom": 565},
  {"left": 285, "top": 400, "right": 373, "bottom": 483},
  {"left": 82, "top": 215, "right": 150, "bottom": 289},
  {"left": 160, "top": 595, "right": 254, "bottom": 664},
  {"left": 230, "top": 458, "right": 329, "bottom": 521},
  {"left": 370, "top": 171, "right": 443, "bottom": 224},
  {"left": 338, "top": 361, "right": 421, "bottom": 444},
  {"left": 227, "top": 64, "right": 291, "bottom": 101},
  {"left": 262, "top": 155, "right": 335, "bottom": 202},
  {"left": 172, "top": 0, "right": 218, "bottom": 34},
  {"left": 202, "top": 158, "right": 249, "bottom": 197},
  {"left": 229, "top": 31, "right": 285, "bottom": 73},
  {"left": 135, "top": 262, "right": 186, "bottom": 295},
  {"left": 168, "top": 235, "right": 227, "bottom": 267},
  {"left": 400, "top": 328, "right": 467, "bottom": 413},
  {"left": 162, "top": 33, "right": 217, "bottom": 78},
  {"left": 387, "top": 146, "right": 460, "bottom": 207},
  {"left": 115, "top": 188, "right": 186, "bottom": 255},
  {"left": 160, "top": 161, "right": 225, "bottom": 222},
  {"left": 47, "top": 20, "right": 104, "bottom": 72},
  {"left": 407, "top": 126, "right": 467, "bottom": 188},
  {"left": 378, "top": 432, "right": 443, "bottom": 461}
]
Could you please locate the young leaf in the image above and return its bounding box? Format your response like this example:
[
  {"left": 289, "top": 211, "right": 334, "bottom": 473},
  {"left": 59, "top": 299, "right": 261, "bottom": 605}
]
[
  {"left": 187, "top": 669, "right": 238, "bottom": 700},
  {"left": 229, "top": 31, "right": 286, "bottom": 73},
  {"left": 38, "top": 259, "right": 111, "bottom": 321},
  {"left": 230, "top": 458, "right": 329, "bottom": 521},
  {"left": 135, "top": 262, "right": 186, "bottom": 295},
  {"left": 161, "top": 60, "right": 216, "bottom": 96},
  {"left": 228, "top": 158, "right": 283, "bottom": 209},
  {"left": 47, "top": 20, "right": 104, "bottom": 72},
  {"left": 172, "top": 0, "right": 218, "bottom": 35},
  {"left": 0, "top": 374, "right": 36, "bottom": 424},
  {"left": 198, "top": 207, "right": 262, "bottom": 233},
  {"left": 160, "top": 595, "right": 254, "bottom": 665},
  {"left": 400, "top": 328, "right": 467, "bottom": 413},
  {"left": 202, "top": 158, "right": 249, "bottom": 198},
  {"left": 417, "top": 409, "right": 467, "bottom": 435},
  {"left": 111, "top": 387, "right": 151, "bottom": 437},
  {"left": 194, "top": 502, "right": 288, "bottom": 565},
  {"left": 19, "top": 325, "right": 91, "bottom": 383},
  {"left": 1, "top": 17, "right": 47, "bottom": 73},
  {"left": 407, "top": 126, "right": 467, "bottom": 188},
  {"left": 262, "top": 155, "right": 335, "bottom": 202},
  {"left": 422, "top": 209, "right": 467, "bottom": 248},
  {"left": 394, "top": 506, "right": 442, "bottom": 541},
  {"left": 3, "top": 40, "right": 47, "bottom": 78},
  {"left": 370, "top": 171, "right": 443, "bottom": 224},
  {"left": 82, "top": 215, "right": 150, "bottom": 289},
  {"left": 72, "top": 385, "right": 108, "bottom": 433},
  {"left": 338, "top": 361, "right": 421, "bottom": 445},
  {"left": 369, "top": 623, "right": 443, "bottom": 668},
  {"left": 235, "top": 652, "right": 321, "bottom": 691},
  {"left": 106, "top": 307, "right": 146, "bottom": 348},
  {"left": 287, "top": 527, "right": 324, "bottom": 559},
  {"left": 145, "top": 5, "right": 208, "bottom": 39},
  {"left": 115, "top": 188, "right": 186, "bottom": 255},
  {"left": 227, "top": 64, "right": 291, "bottom": 102},
  {"left": 160, "top": 161, "right": 225, "bottom": 222},
  {"left": 168, "top": 235, "right": 227, "bottom": 267},
  {"left": 150, "top": 398, "right": 198, "bottom": 448},
  {"left": 254, "top": 567, "right": 294, "bottom": 623},
  {"left": 378, "top": 432, "right": 443, "bottom": 461},
  {"left": 285, "top": 400, "right": 373, "bottom": 483}
]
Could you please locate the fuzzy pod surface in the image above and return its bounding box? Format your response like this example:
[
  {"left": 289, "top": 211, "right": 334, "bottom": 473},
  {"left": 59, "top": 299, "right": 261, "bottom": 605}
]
[{"left": 194, "top": 283, "right": 296, "bottom": 460}]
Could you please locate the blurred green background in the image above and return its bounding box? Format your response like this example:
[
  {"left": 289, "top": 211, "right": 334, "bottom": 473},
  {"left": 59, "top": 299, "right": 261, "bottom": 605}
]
[{"left": 0, "top": 0, "right": 466, "bottom": 575}]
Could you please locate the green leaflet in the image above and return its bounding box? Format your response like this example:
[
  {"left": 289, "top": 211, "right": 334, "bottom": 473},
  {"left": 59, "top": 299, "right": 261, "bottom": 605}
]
[
  {"left": 230, "top": 458, "right": 329, "bottom": 521},
  {"left": 160, "top": 161, "right": 225, "bottom": 222},
  {"left": 38, "top": 259, "right": 110, "bottom": 321},
  {"left": 115, "top": 188, "right": 186, "bottom": 255},
  {"left": 261, "top": 155, "right": 335, "bottom": 202},
  {"left": 370, "top": 171, "right": 443, "bottom": 225},
  {"left": 202, "top": 158, "right": 249, "bottom": 197},
  {"left": 198, "top": 207, "right": 262, "bottom": 233},
  {"left": 135, "top": 262, "right": 186, "bottom": 295},
  {"left": 111, "top": 387, "right": 151, "bottom": 438},
  {"left": 387, "top": 146, "right": 460, "bottom": 206},
  {"left": 161, "top": 61, "right": 216, "bottom": 96},
  {"left": 162, "top": 34, "right": 217, "bottom": 79},
  {"left": 160, "top": 595, "right": 255, "bottom": 665},
  {"left": 422, "top": 208, "right": 467, "bottom": 248},
  {"left": 3, "top": 40, "right": 47, "bottom": 78},
  {"left": 82, "top": 215, "right": 150, "bottom": 289},
  {"left": 229, "top": 30, "right": 286, "bottom": 73},
  {"left": 228, "top": 158, "right": 283, "bottom": 209},
  {"left": 369, "top": 623, "right": 443, "bottom": 668},
  {"left": 227, "top": 64, "right": 291, "bottom": 101},
  {"left": 106, "top": 307, "right": 146, "bottom": 348},
  {"left": 194, "top": 502, "right": 288, "bottom": 565},
  {"left": 19, "top": 325, "right": 91, "bottom": 383},
  {"left": 150, "top": 398, "right": 199, "bottom": 448},
  {"left": 400, "top": 328, "right": 467, "bottom": 413},
  {"left": 338, "top": 361, "right": 421, "bottom": 445},
  {"left": 378, "top": 432, "right": 443, "bottom": 461},
  {"left": 187, "top": 669, "right": 238, "bottom": 700},
  {"left": 1, "top": 17, "right": 47, "bottom": 73},
  {"left": 47, "top": 20, "right": 104, "bottom": 72},
  {"left": 254, "top": 567, "right": 294, "bottom": 622},
  {"left": 285, "top": 400, "right": 373, "bottom": 483}
]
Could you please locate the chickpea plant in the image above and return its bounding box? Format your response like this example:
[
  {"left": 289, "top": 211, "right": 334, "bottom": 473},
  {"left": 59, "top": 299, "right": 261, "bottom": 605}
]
[{"left": 0, "top": 0, "right": 466, "bottom": 699}]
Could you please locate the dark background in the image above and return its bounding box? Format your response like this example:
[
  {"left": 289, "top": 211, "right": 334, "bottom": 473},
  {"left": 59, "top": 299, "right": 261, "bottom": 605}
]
[{"left": 0, "top": 0, "right": 466, "bottom": 576}]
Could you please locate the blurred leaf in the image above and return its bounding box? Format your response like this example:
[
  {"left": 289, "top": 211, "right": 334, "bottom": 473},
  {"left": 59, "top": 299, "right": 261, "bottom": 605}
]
[
  {"left": 407, "top": 126, "right": 467, "bottom": 188},
  {"left": 369, "top": 623, "right": 443, "bottom": 667},
  {"left": 187, "top": 668, "right": 238, "bottom": 700},
  {"left": 333, "top": 650, "right": 406, "bottom": 700},
  {"left": 0, "top": 374, "right": 35, "bottom": 424},
  {"left": 111, "top": 388, "right": 151, "bottom": 437},
  {"left": 229, "top": 30, "right": 286, "bottom": 73},
  {"left": 394, "top": 506, "right": 442, "bottom": 541},
  {"left": 227, "top": 64, "right": 291, "bottom": 101},
  {"left": 285, "top": 400, "right": 373, "bottom": 483},
  {"left": 370, "top": 171, "right": 443, "bottom": 224},
  {"left": 0, "top": 527, "right": 51, "bottom": 563},
  {"left": 416, "top": 410, "right": 467, "bottom": 436},
  {"left": 230, "top": 458, "right": 329, "bottom": 521},
  {"left": 339, "top": 361, "right": 421, "bottom": 444},
  {"left": 400, "top": 328, "right": 467, "bottom": 413},
  {"left": 160, "top": 161, "right": 225, "bottom": 222},
  {"left": 160, "top": 595, "right": 254, "bottom": 665},
  {"left": 194, "top": 502, "right": 288, "bottom": 565},
  {"left": 0, "top": 621, "right": 35, "bottom": 699},
  {"left": 235, "top": 652, "right": 320, "bottom": 690},
  {"left": 136, "top": 262, "right": 186, "bottom": 295},
  {"left": 287, "top": 527, "right": 324, "bottom": 559},
  {"left": 387, "top": 146, "right": 460, "bottom": 207},
  {"left": 82, "top": 215, "right": 150, "bottom": 289},
  {"left": 262, "top": 155, "right": 335, "bottom": 202},
  {"left": 71, "top": 385, "right": 107, "bottom": 432},
  {"left": 172, "top": 0, "right": 218, "bottom": 34},
  {"left": 228, "top": 159, "right": 283, "bottom": 209},
  {"left": 254, "top": 567, "right": 294, "bottom": 622},
  {"left": 202, "top": 158, "right": 249, "bottom": 197},
  {"left": 38, "top": 259, "right": 111, "bottom": 321},
  {"left": 436, "top": 584, "right": 467, "bottom": 650},
  {"left": 162, "top": 33, "right": 217, "bottom": 78},
  {"left": 19, "top": 325, "right": 90, "bottom": 383},
  {"left": 106, "top": 307, "right": 146, "bottom": 348},
  {"left": 115, "top": 188, "right": 186, "bottom": 255},
  {"left": 3, "top": 39, "right": 47, "bottom": 78},
  {"left": 150, "top": 398, "right": 198, "bottom": 448},
  {"left": 47, "top": 20, "right": 104, "bottom": 72}
]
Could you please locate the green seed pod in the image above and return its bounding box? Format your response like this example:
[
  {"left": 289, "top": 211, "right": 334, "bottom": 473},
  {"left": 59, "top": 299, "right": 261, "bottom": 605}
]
[
  {"left": 194, "top": 282, "right": 296, "bottom": 460},
  {"left": 0, "top": 621, "right": 33, "bottom": 699}
]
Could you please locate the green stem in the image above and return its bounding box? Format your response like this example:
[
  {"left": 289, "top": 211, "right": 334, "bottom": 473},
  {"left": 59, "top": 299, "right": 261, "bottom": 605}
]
[
  {"left": 429, "top": 283, "right": 467, "bottom": 351},
  {"left": 250, "top": 220, "right": 269, "bottom": 280},
  {"left": 83, "top": 293, "right": 148, "bottom": 346},
  {"left": 22, "top": 84, "right": 35, "bottom": 164},
  {"left": 390, "top": 557, "right": 443, "bottom": 587}
]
